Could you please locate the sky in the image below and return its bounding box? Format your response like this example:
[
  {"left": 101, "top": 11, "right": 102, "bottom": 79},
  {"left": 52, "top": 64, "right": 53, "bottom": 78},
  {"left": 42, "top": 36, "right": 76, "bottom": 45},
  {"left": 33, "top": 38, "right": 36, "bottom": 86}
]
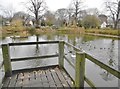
[{"left": 0, "top": 0, "right": 108, "bottom": 13}]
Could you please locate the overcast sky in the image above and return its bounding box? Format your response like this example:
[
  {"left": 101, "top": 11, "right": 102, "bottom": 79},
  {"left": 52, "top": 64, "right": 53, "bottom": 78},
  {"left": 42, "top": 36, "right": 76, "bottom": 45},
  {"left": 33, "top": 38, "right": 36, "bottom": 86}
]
[{"left": 0, "top": 0, "right": 109, "bottom": 12}]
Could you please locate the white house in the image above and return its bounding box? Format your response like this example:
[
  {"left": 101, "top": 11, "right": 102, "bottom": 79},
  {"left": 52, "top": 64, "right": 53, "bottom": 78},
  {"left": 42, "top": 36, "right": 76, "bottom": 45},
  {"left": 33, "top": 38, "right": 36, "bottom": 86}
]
[{"left": 101, "top": 22, "right": 107, "bottom": 28}]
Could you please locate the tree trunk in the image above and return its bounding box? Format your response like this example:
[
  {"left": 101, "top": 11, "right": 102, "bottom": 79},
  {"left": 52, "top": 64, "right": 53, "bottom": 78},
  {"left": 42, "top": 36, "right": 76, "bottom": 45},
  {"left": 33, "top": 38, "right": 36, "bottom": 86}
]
[
  {"left": 114, "top": 21, "right": 118, "bottom": 29},
  {"left": 114, "top": 1, "right": 120, "bottom": 29},
  {"left": 35, "top": 12, "right": 40, "bottom": 28}
]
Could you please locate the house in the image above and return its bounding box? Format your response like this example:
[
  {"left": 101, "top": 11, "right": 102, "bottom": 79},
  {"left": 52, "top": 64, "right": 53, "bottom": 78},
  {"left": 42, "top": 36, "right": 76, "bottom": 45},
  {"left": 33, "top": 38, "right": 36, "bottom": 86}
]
[
  {"left": 5, "top": 21, "right": 10, "bottom": 26},
  {"left": 24, "top": 20, "right": 34, "bottom": 26},
  {"left": 101, "top": 22, "right": 107, "bottom": 28},
  {"left": 98, "top": 14, "right": 108, "bottom": 28}
]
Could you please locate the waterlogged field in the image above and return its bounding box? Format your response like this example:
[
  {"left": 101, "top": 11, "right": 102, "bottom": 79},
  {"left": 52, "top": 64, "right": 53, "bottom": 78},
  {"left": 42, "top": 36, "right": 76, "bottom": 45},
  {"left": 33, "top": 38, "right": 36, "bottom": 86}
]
[{"left": 0, "top": 34, "right": 119, "bottom": 87}]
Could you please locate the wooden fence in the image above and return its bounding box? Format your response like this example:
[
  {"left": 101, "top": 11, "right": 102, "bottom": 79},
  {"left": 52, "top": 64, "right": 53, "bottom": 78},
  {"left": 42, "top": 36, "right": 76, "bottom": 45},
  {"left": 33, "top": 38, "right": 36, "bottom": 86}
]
[{"left": 0, "top": 40, "right": 120, "bottom": 88}]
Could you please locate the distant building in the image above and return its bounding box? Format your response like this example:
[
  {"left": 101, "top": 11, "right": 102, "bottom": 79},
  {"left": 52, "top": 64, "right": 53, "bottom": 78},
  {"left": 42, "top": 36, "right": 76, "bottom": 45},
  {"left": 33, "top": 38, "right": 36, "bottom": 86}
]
[
  {"left": 98, "top": 14, "right": 108, "bottom": 28},
  {"left": 5, "top": 21, "right": 10, "bottom": 26},
  {"left": 25, "top": 20, "right": 34, "bottom": 26},
  {"left": 101, "top": 22, "right": 107, "bottom": 28}
]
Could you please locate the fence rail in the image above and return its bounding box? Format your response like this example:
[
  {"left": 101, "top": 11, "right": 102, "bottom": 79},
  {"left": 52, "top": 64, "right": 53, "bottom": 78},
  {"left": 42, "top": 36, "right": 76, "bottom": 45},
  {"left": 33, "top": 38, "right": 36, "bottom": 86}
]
[
  {"left": 86, "top": 53, "right": 120, "bottom": 79},
  {"left": 64, "top": 41, "right": 120, "bottom": 88},
  {"left": 1, "top": 40, "right": 120, "bottom": 88},
  {"left": 11, "top": 54, "right": 58, "bottom": 62},
  {"left": 8, "top": 41, "right": 59, "bottom": 46}
]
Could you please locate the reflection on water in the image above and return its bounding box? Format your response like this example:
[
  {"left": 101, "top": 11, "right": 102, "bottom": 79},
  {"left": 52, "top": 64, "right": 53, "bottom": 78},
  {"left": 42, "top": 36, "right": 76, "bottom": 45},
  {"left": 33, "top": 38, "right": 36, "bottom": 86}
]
[{"left": 0, "top": 34, "right": 119, "bottom": 87}]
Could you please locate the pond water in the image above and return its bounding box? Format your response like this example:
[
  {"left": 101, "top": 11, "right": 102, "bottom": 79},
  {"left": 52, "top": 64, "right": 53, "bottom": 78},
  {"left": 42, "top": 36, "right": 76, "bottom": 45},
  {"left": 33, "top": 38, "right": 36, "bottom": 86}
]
[{"left": 0, "top": 34, "right": 119, "bottom": 87}]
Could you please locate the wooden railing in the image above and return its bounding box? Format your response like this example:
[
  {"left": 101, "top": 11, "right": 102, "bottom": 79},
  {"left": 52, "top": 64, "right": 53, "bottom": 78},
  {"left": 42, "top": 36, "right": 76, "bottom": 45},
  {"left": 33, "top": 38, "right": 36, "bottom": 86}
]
[
  {"left": 64, "top": 41, "right": 120, "bottom": 88},
  {"left": 1, "top": 41, "right": 120, "bottom": 88},
  {"left": 1, "top": 41, "right": 59, "bottom": 77}
]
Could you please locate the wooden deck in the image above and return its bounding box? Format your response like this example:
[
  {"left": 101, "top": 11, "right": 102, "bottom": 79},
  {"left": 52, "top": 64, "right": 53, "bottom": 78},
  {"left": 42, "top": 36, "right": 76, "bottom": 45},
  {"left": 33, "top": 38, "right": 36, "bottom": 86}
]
[
  {"left": 1, "top": 41, "right": 120, "bottom": 88},
  {"left": 2, "top": 66, "right": 73, "bottom": 88}
]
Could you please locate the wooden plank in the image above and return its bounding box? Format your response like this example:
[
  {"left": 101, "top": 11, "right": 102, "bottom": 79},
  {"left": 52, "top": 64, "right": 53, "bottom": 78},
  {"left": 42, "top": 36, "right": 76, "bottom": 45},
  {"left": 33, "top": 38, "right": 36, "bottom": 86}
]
[
  {"left": 2, "top": 77, "right": 11, "bottom": 88},
  {"left": 12, "top": 65, "right": 58, "bottom": 74},
  {"left": 60, "top": 69, "right": 74, "bottom": 88},
  {"left": 8, "top": 41, "right": 59, "bottom": 46},
  {"left": 50, "top": 68, "right": 63, "bottom": 87},
  {"left": 8, "top": 74, "right": 18, "bottom": 87},
  {"left": 28, "top": 71, "right": 43, "bottom": 87},
  {"left": 45, "top": 69, "right": 56, "bottom": 87},
  {"left": 55, "top": 67, "right": 70, "bottom": 87},
  {"left": 32, "top": 70, "right": 45, "bottom": 88},
  {"left": 40, "top": 70, "right": 50, "bottom": 87},
  {"left": 28, "top": 71, "right": 35, "bottom": 87},
  {"left": 86, "top": 53, "right": 120, "bottom": 79},
  {"left": 32, "top": 70, "right": 44, "bottom": 87},
  {"left": 22, "top": 72, "right": 30, "bottom": 87},
  {"left": 15, "top": 73, "right": 24, "bottom": 87},
  {"left": 11, "top": 54, "right": 58, "bottom": 62}
]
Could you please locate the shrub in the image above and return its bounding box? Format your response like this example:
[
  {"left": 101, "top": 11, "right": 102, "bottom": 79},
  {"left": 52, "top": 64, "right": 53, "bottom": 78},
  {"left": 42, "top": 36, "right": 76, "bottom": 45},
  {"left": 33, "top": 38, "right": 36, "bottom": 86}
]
[
  {"left": 26, "top": 27, "right": 35, "bottom": 35},
  {"left": 82, "top": 15, "right": 100, "bottom": 29}
]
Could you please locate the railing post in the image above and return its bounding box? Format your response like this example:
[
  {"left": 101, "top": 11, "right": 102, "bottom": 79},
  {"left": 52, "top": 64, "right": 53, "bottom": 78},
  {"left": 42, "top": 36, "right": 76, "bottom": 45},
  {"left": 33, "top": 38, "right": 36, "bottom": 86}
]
[
  {"left": 2, "top": 44, "right": 12, "bottom": 77},
  {"left": 75, "top": 52, "right": 85, "bottom": 88},
  {"left": 59, "top": 41, "right": 64, "bottom": 68}
]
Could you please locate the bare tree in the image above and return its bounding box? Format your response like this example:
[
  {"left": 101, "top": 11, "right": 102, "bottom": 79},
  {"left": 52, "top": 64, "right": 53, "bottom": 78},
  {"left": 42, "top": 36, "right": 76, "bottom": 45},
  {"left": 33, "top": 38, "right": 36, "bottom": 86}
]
[
  {"left": 55, "top": 8, "right": 68, "bottom": 21},
  {"left": 26, "top": 0, "right": 46, "bottom": 28},
  {"left": 55, "top": 8, "right": 68, "bottom": 26},
  {"left": 67, "top": 8, "right": 74, "bottom": 24},
  {"left": 105, "top": 0, "right": 120, "bottom": 29},
  {"left": 0, "top": 5, "right": 15, "bottom": 22},
  {"left": 71, "top": 0, "right": 83, "bottom": 24},
  {"left": 44, "top": 10, "right": 56, "bottom": 26},
  {"left": 86, "top": 8, "right": 100, "bottom": 16}
]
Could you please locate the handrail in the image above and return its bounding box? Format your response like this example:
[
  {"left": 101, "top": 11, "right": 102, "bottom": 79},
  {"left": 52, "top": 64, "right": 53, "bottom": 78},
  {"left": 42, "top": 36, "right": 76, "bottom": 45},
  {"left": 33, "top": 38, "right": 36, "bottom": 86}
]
[
  {"left": 11, "top": 54, "right": 58, "bottom": 62},
  {"left": 84, "top": 77, "right": 96, "bottom": 88},
  {"left": 8, "top": 41, "right": 59, "bottom": 46},
  {"left": 64, "top": 41, "right": 120, "bottom": 79},
  {"left": 1, "top": 41, "right": 60, "bottom": 77},
  {"left": 64, "top": 42, "right": 82, "bottom": 52},
  {"left": 64, "top": 54, "right": 96, "bottom": 88},
  {"left": 86, "top": 53, "right": 120, "bottom": 79},
  {"left": 64, "top": 55, "right": 75, "bottom": 69},
  {"left": 1, "top": 41, "right": 120, "bottom": 88},
  {"left": 64, "top": 41, "right": 120, "bottom": 88}
]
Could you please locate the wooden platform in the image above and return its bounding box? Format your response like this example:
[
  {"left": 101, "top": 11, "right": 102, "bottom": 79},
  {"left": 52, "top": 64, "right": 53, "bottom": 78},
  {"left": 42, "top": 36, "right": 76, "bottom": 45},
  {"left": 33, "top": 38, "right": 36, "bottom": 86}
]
[{"left": 2, "top": 66, "right": 73, "bottom": 88}]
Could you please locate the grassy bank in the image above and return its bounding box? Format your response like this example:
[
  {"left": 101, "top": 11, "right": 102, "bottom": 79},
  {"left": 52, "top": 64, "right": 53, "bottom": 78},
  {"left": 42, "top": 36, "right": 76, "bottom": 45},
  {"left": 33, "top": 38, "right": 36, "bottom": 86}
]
[
  {"left": 57, "top": 27, "right": 120, "bottom": 36},
  {"left": 1, "top": 26, "right": 120, "bottom": 38},
  {"left": 84, "top": 29, "right": 120, "bottom": 36}
]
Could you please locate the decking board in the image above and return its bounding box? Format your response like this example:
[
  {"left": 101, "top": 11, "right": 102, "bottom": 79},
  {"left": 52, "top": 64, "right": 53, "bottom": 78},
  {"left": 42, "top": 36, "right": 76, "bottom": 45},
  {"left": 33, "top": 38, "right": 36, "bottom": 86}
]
[
  {"left": 50, "top": 68, "right": 63, "bottom": 87},
  {"left": 55, "top": 67, "right": 70, "bottom": 87},
  {"left": 2, "top": 66, "right": 73, "bottom": 88},
  {"left": 8, "top": 74, "right": 18, "bottom": 87}
]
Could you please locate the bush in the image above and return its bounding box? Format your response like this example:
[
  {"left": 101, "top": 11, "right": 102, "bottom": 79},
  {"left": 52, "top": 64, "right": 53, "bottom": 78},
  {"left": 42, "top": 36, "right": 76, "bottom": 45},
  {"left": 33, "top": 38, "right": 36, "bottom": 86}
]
[
  {"left": 26, "top": 27, "right": 35, "bottom": 35},
  {"left": 82, "top": 15, "right": 100, "bottom": 29},
  {"left": 77, "top": 20, "right": 82, "bottom": 27}
]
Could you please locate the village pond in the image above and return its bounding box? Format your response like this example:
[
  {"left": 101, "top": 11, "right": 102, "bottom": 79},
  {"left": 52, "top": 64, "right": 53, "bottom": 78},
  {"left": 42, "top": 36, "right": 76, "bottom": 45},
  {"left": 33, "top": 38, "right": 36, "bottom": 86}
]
[{"left": 0, "top": 34, "right": 119, "bottom": 87}]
